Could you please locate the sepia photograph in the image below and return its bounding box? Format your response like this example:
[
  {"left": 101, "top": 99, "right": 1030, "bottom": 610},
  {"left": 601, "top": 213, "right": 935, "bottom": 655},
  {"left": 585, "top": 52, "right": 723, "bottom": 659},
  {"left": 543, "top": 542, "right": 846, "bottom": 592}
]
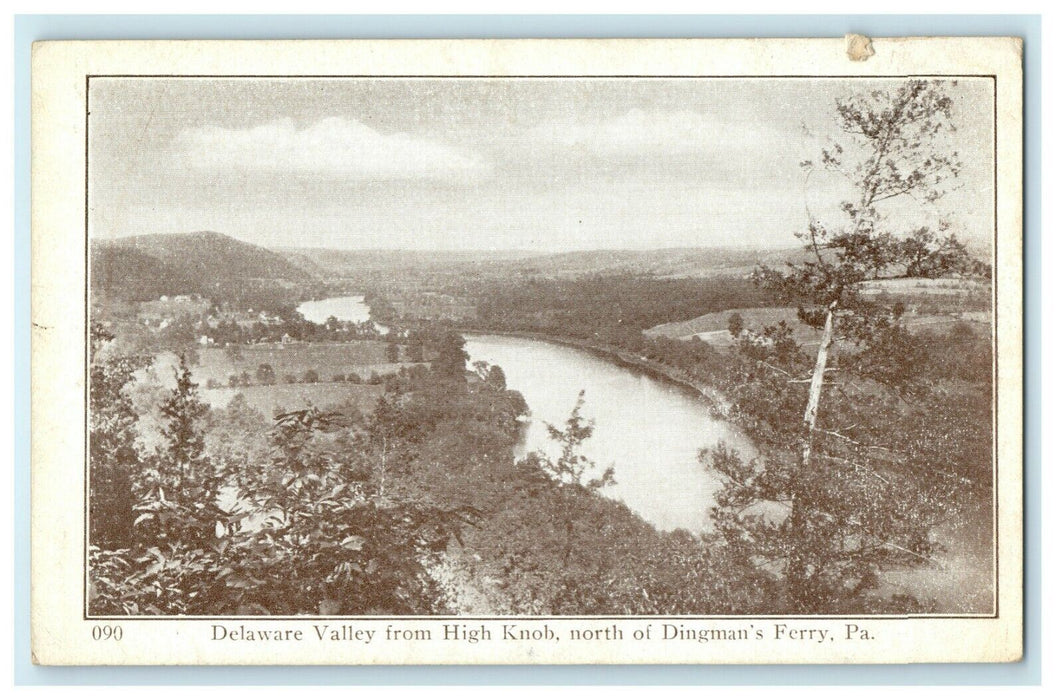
[{"left": 30, "top": 37, "right": 1024, "bottom": 665}]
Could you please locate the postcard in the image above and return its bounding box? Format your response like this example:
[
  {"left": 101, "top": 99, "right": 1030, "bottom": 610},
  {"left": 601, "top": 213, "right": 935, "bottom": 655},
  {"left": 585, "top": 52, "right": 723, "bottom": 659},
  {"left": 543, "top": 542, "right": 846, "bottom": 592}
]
[{"left": 30, "top": 36, "right": 1023, "bottom": 664}]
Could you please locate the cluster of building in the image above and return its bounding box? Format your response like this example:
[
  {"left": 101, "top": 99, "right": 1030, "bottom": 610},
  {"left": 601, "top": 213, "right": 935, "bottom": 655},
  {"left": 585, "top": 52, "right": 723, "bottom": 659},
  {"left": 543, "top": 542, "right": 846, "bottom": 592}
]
[
  {"left": 135, "top": 294, "right": 289, "bottom": 345},
  {"left": 136, "top": 294, "right": 210, "bottom": 329}
]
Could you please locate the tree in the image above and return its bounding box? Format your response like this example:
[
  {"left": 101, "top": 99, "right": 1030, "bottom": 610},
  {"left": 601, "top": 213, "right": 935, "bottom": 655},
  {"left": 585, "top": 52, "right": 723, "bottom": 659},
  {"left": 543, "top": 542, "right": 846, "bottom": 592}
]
[
  {"left": 224, "top": 342, "right": 243, "bottom": 368},
  {"left": 764, "top": 79, "right": 983, "bottom": 455},
  {"left": 255, "top": 363, "right": 276, "bottom": 385},
  {"left": 204, "top": 393, "right": 270, "bottom": 492},
  {"left": 88, "top": 323, "right": 148, "bottom": 549},
  {"left": 524, "top": 391, "right": 615, "bottom": 568},
  {"left": 159, "top": 354, "right": 210, "bottom": 490},
  {"left": 715, "top": 80, "right": 985, "bottom": 612},
  {"left": 759, "top": 81, "right": 982, "bottom": 430},
  {"left": 727, "top": 312, "right": 744, "bottom": 339},
  {"left": 135, "top": 353, "right": 221, "bottom": 547},
  {"left": 430, "top": 331, "right": 470, "bottom": 380},
  {"left": 303, "top": 368, "right": 320, "bottom": 384},
  {"left": 536, "top": 392, "right": 614, "bottom": 491},
  {"left": 91, "top": 402, "right": 473, "bottom": 616},
  {"left": 469, "top": 360, "right": 507, "bottom": 390},
  {"left": 486, "top": 365, "right": 507, "bottom": 392},
  {"left": 385, "top": 342, "right": 400, "bottom": 363}
]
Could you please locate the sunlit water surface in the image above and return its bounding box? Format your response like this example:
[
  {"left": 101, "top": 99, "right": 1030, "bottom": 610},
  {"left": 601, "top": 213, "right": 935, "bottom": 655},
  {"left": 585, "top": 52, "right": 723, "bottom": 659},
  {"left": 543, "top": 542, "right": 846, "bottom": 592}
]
[{"left": 465, "top": 334, "right": 754, "bottom": 533}]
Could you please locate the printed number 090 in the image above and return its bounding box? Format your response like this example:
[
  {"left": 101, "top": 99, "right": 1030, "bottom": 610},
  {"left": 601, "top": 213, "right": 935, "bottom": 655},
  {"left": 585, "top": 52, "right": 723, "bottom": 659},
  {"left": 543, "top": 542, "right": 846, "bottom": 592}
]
[{"left": 91, "top": 625, "right": 123, "bottom": 641}]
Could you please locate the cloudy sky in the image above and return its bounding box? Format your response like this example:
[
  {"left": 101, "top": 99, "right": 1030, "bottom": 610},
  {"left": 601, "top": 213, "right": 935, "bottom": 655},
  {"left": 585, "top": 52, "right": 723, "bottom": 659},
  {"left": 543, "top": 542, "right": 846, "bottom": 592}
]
[{"left": 88, "top": 77, "right": 994, "bottom": 252}]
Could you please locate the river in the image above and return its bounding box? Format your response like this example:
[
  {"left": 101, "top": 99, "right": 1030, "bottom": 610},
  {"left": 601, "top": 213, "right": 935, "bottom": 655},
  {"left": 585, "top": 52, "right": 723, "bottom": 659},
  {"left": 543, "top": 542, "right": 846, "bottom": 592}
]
[
  {"left": 464, "top": 334, "right": 754, "bottom": 533},
  {"left": 284, "top": 292, "right": 755, "bottom": 532},
  {"left": 296, "top": 295, "right": 388, "bottom": 333},
  {"left": 244, "top": 294, "right": 989, "bottom": 607}
]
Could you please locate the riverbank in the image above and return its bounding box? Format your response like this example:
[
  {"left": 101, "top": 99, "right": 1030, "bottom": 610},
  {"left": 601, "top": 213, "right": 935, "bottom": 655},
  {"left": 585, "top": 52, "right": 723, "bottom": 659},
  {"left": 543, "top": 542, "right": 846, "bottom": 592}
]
[
  {"left": 457, "top": 327, "right": 733, "bottom": 417},
  {"left": 459, "top": 327, "right": 994, "bottom": 612}
]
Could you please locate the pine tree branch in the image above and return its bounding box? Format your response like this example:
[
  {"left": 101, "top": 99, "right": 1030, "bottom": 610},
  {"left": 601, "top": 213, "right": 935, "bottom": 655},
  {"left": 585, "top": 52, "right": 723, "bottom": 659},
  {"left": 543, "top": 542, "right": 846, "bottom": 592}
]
[
  {"left": 756, "top": 360, "right": 796, "bottom": 379},
  {"left": 812, "top": 427, "right": 899, "bottom": 455},
  {"left": 820, "top": 454, "right": 890, "bottom": 485}
]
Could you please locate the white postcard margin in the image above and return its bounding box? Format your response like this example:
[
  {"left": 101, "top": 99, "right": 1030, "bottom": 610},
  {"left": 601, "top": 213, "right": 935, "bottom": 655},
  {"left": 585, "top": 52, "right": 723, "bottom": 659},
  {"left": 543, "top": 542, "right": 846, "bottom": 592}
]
[{"left": 30, "top": 37, "right": 1024, "bottom": 665}]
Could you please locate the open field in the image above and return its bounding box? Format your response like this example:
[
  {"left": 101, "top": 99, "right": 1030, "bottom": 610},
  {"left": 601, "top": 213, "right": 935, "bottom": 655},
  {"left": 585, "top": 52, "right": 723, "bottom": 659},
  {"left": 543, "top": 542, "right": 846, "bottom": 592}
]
[
  {"left": 646, "top": 307, "right": 821, "bottom": 346},
  {"left": 646, "top": 306, "right": 991, "bottom": 347},
  {"left": 859, "top": 277, "right": 990, "bottom": 296},
  {"left": 189, "top": 341, "right": 417, "bottom": 385},
  {"left": 133, "top": 343, "right": 407, "bottom": 438},
  {"left": 139, "top": 341, "right": 419, "bottom": 419},
  {"left": 202, "top": 382, "right": 385, "bottom": 417},
  {"left": 198, "top": 341, "right": 385, "bottom": 378}
]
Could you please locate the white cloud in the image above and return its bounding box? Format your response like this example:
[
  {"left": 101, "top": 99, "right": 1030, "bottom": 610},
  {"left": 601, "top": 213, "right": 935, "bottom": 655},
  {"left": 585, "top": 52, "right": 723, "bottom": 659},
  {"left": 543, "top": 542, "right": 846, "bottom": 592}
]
[{"left": 173, "top": 117, "right": 490, "bottom": 180}]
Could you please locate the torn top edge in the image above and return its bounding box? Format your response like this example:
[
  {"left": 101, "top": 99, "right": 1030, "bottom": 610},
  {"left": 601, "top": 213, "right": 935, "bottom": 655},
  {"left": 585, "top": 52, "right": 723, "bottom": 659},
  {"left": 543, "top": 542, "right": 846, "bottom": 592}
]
[{"left": 845, "top": 34, "right": 875, "bottom": 62}]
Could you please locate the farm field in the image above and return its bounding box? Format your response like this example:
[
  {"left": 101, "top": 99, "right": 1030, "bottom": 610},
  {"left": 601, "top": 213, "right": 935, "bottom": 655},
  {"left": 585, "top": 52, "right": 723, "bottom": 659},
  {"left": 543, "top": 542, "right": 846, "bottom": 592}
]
[
  {"left": 140, "top": 341, "right": 421, "bottom": 418},
  {"left": 202, "top": 382, "right": 385, "bottom": 417},
  {"left": 646, "top": 305, "right": 991, "bottom": 347},
  {"left": 645, "top": 307, "right": 821, "bottom": 346},
  {"left": 859, "top": 276, "right": 990, "bottom": 296},
  {"left": 138, "top": 341, "right": 418, "bottom": 389},
  {"left": 195, "top": 341, "right": 394, "bottom": 384}
]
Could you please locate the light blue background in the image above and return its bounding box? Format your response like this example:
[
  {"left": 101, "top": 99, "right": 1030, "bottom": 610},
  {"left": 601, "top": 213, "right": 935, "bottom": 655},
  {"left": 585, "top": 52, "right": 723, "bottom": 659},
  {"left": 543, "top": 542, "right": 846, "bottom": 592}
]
[{"left": 13, "top": 13, "right": 1041, "bottom": 685}]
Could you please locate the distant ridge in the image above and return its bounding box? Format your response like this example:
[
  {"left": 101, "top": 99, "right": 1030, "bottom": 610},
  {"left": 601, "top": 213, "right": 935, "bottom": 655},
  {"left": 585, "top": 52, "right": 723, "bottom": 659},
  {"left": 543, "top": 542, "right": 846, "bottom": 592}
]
[
  {"left": 93, "top": 231, "right": 313, "bottom": 301},
  {"left": 282, "top": 247, "right": 540, "bottom": 276},
  {"left": 503, "top": 246, "right": 809, "bottom": 277},
  {"left": 284, "top": 245, "right": 810, "bottom": 278},
  {"left": 92, "top": 231, "right": 988, "bottom": 301}
]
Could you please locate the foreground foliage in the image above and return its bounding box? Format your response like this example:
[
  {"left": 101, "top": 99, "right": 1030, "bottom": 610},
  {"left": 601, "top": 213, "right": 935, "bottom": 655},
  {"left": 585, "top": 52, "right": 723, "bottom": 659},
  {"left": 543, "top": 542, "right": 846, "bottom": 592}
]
[
  {"left": 89, "top": 327, "right": 776, "bottom": 615},
  {"left": 89, "top": 336, "right": 475, "bottom": 615},
  {"left": 706, "top": 79, "right": 989, "bottom": 612}
]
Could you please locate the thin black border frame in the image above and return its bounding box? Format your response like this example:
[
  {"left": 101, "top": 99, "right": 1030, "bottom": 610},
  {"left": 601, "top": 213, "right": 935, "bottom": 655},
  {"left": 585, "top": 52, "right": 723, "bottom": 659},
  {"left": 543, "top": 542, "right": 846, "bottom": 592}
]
[{"left": 81, "top": 73, "right": 1002, "bottom": 624}]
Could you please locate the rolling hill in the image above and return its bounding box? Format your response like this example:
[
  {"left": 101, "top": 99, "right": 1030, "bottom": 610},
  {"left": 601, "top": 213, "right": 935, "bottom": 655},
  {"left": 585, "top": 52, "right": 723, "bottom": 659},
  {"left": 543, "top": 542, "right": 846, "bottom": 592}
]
[
  {"left": 92, "top": 231, "right": 315, "bottom": 304},
  {"left": 282, "top": 245, "right": 810, "bottom": 279},
  {"left": 494, "top": 246, "right": 810, "bottom": 278},
  {"left": 281, "top": 248, "right": 539, "bottom": 277}
]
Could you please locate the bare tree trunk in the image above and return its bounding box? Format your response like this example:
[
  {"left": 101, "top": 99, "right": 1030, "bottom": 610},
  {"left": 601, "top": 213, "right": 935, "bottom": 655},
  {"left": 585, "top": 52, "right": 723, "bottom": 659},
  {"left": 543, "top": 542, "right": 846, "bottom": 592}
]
[
  {"left": 786, "top": 302, "right": 837, "bottom": 611},
  {"left": 802, "top": 301, "right": 837, "bottom": 467}
]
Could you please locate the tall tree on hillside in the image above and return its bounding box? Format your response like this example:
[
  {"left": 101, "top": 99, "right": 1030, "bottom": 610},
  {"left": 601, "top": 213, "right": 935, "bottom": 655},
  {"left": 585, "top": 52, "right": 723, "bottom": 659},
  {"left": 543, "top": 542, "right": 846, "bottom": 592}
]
[
  {"left": 135, "top": 353, "right": 221, "bottom": 546},
  {"left": 430, "top": 331, "right": 470, "bottom": 381},
  {"left": 159, "top": 354, "right": 211, "bottom": 489},
  {"left": 711, "top": 80, "right": 988, "bottom": 612},
  {"left": 758, "top": 79, "right": 984, "bottom": 441},
  {"left": 525, "top": 392, "right": 616, "bottom": 568},
  {"left": 88, "top": 323, "right": 148, "bottom": 550}
]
